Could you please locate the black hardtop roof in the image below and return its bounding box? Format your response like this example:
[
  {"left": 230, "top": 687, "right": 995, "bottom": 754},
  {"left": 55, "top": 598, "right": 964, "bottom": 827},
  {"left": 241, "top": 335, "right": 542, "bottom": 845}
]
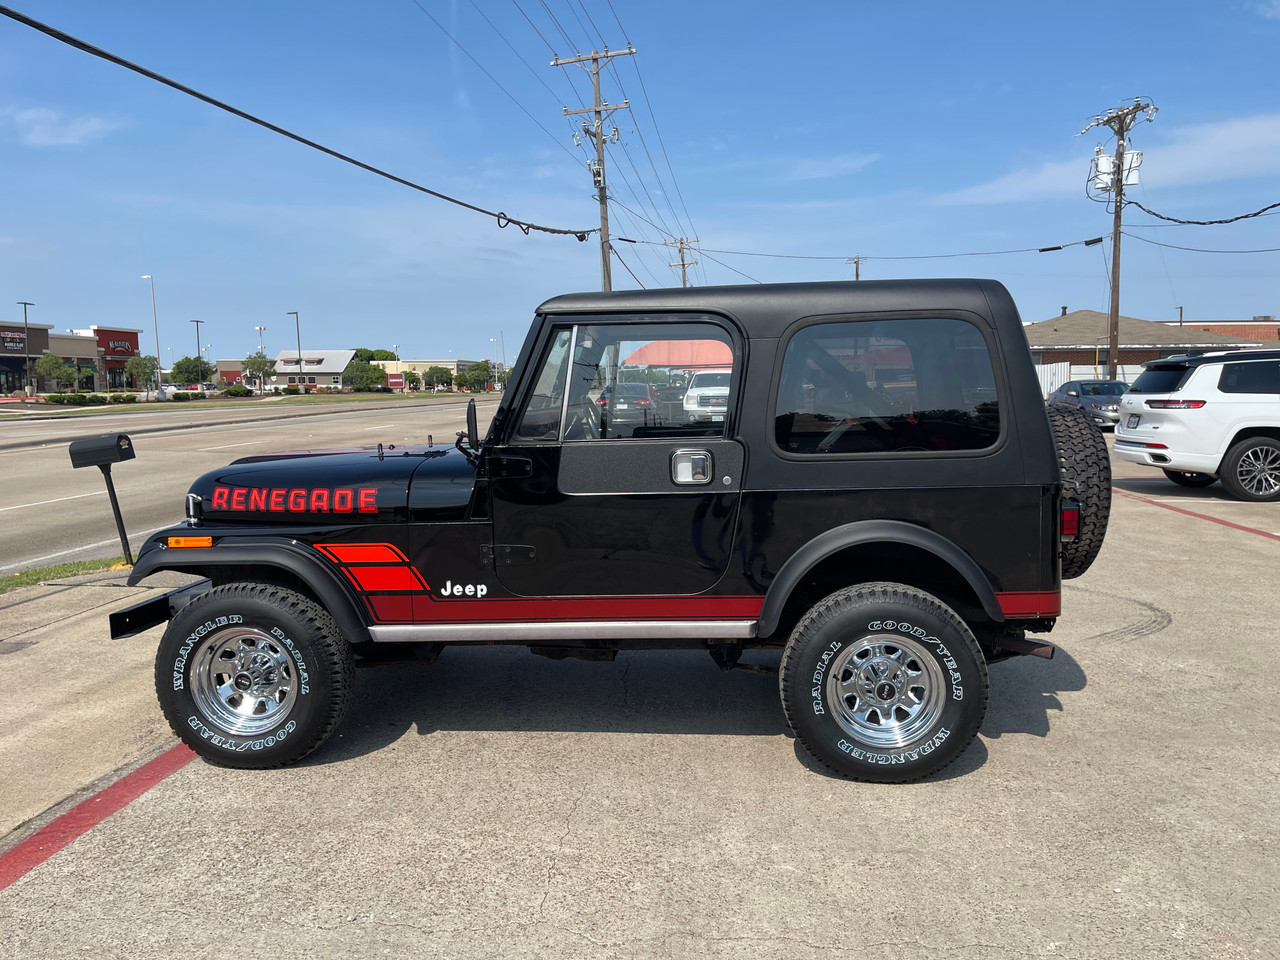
[
  {"left": 536, "top": 279, "right": 1016, "bottom": 338},
  {"left": 1143, "top": 348, "right": 1280, "bottom": 368}
]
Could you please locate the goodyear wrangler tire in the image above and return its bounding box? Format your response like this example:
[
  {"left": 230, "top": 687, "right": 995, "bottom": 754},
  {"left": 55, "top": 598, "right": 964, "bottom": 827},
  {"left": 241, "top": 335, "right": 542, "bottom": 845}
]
[
  {"left": 779, "top": 583, "right": 988, "bottom": 783},
  {"left": 1047, "top": 404, "right": 1111, "bottom": 579},
  {"left": 155, "top": 582, "right": 353, "bottom": 768}
]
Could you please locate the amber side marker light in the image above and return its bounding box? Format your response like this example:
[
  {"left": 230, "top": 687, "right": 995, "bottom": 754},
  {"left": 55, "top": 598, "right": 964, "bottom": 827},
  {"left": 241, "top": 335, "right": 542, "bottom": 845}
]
[{"left": 167, "top": 536, "right": 213, "bottom": 548}]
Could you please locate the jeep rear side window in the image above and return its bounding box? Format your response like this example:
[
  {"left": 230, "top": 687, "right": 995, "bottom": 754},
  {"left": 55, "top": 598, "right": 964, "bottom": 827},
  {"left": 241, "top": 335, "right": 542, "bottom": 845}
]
[
  {"left": 774, "top": 317, "right": 1000, "bottom": 455},
  {"left": 1218, "top": 361, "right": 1280, "bottom": 394}
]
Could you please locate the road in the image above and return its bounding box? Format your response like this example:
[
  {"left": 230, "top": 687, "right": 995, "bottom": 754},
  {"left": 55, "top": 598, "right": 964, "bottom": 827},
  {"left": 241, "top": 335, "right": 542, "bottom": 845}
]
[{"left": 0, "top": 398, "right": 494, "bottom": 575}]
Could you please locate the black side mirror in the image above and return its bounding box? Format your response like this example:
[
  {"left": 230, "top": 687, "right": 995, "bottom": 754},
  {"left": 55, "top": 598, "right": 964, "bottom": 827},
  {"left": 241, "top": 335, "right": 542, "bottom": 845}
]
[{"left": 467, "top": 397, "right": 480, "bottom": 450}]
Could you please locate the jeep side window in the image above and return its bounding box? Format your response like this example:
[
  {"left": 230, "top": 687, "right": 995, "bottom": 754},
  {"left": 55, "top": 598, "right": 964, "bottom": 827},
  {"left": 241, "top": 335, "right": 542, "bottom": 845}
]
[
  {"left": 563, "top": 321, "right": 735, "bottom": 440},
  {"left": 774, "top": 317, "right": 1001, "bottom": 455},
  {"left": 512, "top": 328, "right": 573, "bottom": 441}
]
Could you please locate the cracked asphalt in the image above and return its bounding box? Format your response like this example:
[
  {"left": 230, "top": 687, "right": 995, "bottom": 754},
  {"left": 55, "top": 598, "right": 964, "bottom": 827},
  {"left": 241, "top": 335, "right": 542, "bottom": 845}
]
[{"left": 1, "top": 435, "right": 1277, "bottom": 959}]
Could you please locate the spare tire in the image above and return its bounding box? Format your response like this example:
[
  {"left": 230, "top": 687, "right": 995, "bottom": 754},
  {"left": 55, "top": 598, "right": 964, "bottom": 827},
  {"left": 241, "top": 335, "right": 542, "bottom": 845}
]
[{"left": 1047, "top": 405, "right": 1111, "bottom": 579}]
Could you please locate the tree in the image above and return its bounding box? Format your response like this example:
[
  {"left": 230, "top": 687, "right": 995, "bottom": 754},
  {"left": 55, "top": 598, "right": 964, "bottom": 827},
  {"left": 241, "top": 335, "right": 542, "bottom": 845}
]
[
  {"left": 342, "top": 358, "right": 387, "bottom": 391},
  {"left": 34, "top": 352, "right": 76, "bottom": 392},
  {"left": 423, "top": 365, "right": 452, "bottom": 389},
  {"left": 352, "top": 347, "right": 398, "bottom": 363},
  {"left": 242, "top": 350, "right": 276, "bottom": 391},
  {"left": 171, "top": 356, "right": 213, "bottom": 386},
  {"left": 125, "top": 355, "right": 160, "bottom": 395},
  {"left": 460, "top": 361, "right": 492, "bottom": 392}
]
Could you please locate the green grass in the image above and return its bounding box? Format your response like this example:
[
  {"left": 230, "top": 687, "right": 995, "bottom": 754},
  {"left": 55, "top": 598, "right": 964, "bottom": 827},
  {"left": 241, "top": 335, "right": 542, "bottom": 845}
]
[{"left": 0, "top": 557, "right": 127, "bottom": 595}]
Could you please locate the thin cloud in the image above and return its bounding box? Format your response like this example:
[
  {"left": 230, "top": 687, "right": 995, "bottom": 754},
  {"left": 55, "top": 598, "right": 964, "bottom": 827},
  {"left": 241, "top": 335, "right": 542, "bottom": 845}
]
[
  {"left": 0, "top": 107, "right": 124, "bottom": 147},
  {"left": 934, "top": 113, "right": 1280, "bottom": 205},
  {"left": 784, "top": 153, "right": 882, "bottom": 181},
  {"left": 1256, "top": 0, "right": 1280, "bottom": 19}
]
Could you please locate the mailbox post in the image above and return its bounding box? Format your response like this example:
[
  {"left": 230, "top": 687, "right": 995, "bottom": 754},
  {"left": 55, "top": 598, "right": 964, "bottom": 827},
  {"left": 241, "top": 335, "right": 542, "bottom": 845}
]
[{"left": 68, "top": 434, "right": 137, "bottom": 565}]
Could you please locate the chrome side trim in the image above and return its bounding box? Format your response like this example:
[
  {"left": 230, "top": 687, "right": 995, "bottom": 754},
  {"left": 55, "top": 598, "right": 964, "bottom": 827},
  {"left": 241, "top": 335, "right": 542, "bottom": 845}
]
[{"left": 368, "top": 620, "right": 759, "bottom": 643}]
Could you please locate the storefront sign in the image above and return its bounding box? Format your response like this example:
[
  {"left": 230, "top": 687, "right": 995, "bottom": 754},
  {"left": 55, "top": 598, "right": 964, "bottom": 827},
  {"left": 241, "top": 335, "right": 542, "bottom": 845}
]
[
  {"left": 108, "top": 340, "right": 134, "bottom": 352},
  {"left": 2, "top": 331, "right": 26, "bottom": 351}
]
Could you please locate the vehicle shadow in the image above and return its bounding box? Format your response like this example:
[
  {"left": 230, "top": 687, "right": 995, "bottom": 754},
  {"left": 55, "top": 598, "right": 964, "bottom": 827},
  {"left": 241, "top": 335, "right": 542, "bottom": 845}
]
[
  {"left": 306, "top": 647, "right": 790, "bottom": 766},
  {"left": 306, "top": 642, "right": 1087, "bottom": 782},
  {"left": 1112, "top": 476, "right": 1232, "bottom": 501}
]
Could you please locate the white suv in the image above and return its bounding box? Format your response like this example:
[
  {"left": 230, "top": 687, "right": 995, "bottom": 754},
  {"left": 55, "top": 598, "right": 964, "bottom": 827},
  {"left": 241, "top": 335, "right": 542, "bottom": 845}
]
[
  {"left": 1114, "top": 350, "right": 1280, "bottom": 501},
  {"left": 682, "top": 368, "right": 732, "bottom": 422}
]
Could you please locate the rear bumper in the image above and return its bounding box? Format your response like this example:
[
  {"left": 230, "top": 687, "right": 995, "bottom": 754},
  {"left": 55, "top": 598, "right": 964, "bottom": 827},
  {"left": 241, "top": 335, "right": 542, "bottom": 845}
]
[{"left": 1113, "top": 440, "right": 1219, "bottom": 472}]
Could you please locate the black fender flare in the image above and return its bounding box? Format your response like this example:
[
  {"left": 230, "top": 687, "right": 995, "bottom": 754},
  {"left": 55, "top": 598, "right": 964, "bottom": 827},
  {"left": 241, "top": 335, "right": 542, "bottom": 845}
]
[
  {"left": 127, "top": 540, "right": 372, "bottom": 646},
  {"left": 757, "top": 519, "right": 1004, "bottom": 637}
]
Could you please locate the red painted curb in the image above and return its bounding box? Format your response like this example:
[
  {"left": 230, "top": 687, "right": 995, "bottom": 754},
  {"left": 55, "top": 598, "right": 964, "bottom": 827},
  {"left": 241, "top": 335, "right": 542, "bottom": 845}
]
[
  {"left": 0, "top": 744, "right": 196, "bottom": 891},
  {"left": 1114, "top": 488, "right": 1280, "bottom": 542}
]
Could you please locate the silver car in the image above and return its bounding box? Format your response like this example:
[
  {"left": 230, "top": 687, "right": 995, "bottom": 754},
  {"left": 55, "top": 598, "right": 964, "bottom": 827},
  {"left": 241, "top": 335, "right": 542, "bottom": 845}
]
[{"left": 1048, "top": 379, "right": 1129, "bottom": 429}]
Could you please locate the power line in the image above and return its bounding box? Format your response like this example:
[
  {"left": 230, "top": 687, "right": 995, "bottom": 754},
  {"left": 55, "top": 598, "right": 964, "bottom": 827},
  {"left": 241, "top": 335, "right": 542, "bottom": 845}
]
[
  {"left": 408, "top": 0, "right": 581, "bottom": 164},
  {"left": 656, "top": 235, "right": 1110, "bottom": 262},
  {"left": 0, "top": 4, "right": 594, "bottom": 239},
  {"left": 610, "top": 244, "right": 645, "bottom": 289},
  {"left": 1120, "top": 232, "right": 1280, "bottom": 254},
  {"left": 1127, "top": 199, "right": 1280, "bottom": 226}
]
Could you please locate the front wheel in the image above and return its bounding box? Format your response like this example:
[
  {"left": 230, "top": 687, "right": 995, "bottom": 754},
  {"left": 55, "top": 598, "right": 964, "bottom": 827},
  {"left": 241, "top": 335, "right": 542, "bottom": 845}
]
[
  {"left": 1162, "top": 469, "right": 1217, "bottom": 488},
  {"left": 1218, "top": 437, "right": 1280, "bottom": 502},
  {"left": 779, "top": 583, "right": 988, "bottom": 783},
  {"left": 155, "top": 582, "right": 353, "bottom": 768}
]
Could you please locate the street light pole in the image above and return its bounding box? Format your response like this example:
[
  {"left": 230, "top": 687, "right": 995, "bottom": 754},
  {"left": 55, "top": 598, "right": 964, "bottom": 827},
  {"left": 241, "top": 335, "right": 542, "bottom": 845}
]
[
  {"left": 17, "top": 301, "right": 33, "bottom": 392},
  {"left": 189, "top": 319, "right": 204, "bottom": 379},
  {"left": 255, "top": 326, "right": 266, "bottom": 353},
  {"left": 287, "top": 311, "right": 301, "bottom": 391},
  {"left": 140, "top": 275, "right": 161, "bottom": 389}
]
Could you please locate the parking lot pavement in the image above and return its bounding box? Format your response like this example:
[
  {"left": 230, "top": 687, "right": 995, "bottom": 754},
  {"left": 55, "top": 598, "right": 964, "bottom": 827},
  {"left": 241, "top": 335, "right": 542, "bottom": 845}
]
[{"left": 1, "top": 464, "right": 1278, "bottom": 959}]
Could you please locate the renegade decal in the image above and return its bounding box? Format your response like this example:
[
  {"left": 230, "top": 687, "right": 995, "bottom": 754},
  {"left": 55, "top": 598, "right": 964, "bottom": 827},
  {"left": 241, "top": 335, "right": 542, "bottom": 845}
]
[{"left": 210, "top": 485, "right": 377, "bottom": 514}]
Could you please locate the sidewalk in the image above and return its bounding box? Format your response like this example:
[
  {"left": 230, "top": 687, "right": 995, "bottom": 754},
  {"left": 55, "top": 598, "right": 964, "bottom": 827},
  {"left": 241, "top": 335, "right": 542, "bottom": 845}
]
[{"left": 0, "top": 568, "right": 198, "bottom": 837}]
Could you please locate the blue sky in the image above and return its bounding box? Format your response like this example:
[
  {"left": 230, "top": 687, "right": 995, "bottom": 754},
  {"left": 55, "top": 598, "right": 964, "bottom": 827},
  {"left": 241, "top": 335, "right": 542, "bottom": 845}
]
[{"left": 2, "top": 0, "right": 1278, "bottom": 367}]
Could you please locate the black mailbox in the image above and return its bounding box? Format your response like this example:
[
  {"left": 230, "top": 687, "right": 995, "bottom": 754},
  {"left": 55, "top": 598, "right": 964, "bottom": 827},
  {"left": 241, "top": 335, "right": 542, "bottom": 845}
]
[
  {"left": 69, "top": 434, "right": 137, "bottom": 470},
  {"left": 68, "top": 434, "right": 137, "bottom": 565}
]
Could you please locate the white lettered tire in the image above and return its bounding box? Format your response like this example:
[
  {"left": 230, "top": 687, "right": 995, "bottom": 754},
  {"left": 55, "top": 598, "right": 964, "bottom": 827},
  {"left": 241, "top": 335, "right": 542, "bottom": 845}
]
[
  {"left": 779, "top": 583, "right": 988, "bottom": 783},
  {"left": 155, "top": 582, "right": 353, "bottom": 768}
]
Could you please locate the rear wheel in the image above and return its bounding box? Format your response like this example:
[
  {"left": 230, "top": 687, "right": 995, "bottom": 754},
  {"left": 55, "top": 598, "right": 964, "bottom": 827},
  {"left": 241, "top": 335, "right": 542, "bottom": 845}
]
[
  {"left": 779, "top": 583, "right": 988, "bottom": 783},
  {"left": 1047, "top": 405, "right": 1111, "bottom": 578},
  {"left": 1219, "top": 437, "right": 1280, "bottom": 502},
  {"left": 1162, "top": 469, "right": 1217, "bottom": 488},
  {"left": 155, "top": 582, "right": 353, "bottom": 768}
]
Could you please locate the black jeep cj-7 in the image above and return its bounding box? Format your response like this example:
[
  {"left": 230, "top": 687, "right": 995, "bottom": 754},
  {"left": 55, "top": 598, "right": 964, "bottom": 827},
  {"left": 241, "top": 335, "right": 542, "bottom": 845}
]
[{"left": 111, "top": 280, "right": 1109, "bottom": 783}]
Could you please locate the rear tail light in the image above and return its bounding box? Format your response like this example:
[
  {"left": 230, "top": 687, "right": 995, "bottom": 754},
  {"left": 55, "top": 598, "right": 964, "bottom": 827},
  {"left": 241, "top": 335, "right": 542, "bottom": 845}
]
[
  {"left": 1061, "top": 500, "right": 1079, "bottom": 542},
  {"left": 1145, "top": 399, "right": 1206, "bottom": 409}
]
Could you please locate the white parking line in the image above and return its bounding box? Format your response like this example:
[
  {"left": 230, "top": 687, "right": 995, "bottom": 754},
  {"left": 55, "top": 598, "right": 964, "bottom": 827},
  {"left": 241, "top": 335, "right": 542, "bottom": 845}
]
[
  {"left": 0, "top": 525, "right": 175, "bottom": 573},
  {"left": 0, "top": 491, "right": 106, "bottom": 513},
  {"left": 198, "top": 440, "right": 270, "bottom": 451},
  {"left": 361, "top": 424, "right": 399, "bottom": 431}
]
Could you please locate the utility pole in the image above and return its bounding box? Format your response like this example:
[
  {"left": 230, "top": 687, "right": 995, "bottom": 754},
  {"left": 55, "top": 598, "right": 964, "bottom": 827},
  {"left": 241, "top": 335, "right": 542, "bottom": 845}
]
[
  {"left": 665, "top": 238, "right": 699, "bottom": 287},
  {"left": 552, "top": 45, "right": 635, "bottom": 292},
  {"left": 846, "top": 256, "right": 863, "bottom": 281},
  {"left": 287, "top": 311, "right": 302, "bottom": 391},
  {"left": 1082, "top": 98, "right": 1157, "bottom": 380},
  {"left": 189, "top": 319, "right": 204, "bottom": 375}
]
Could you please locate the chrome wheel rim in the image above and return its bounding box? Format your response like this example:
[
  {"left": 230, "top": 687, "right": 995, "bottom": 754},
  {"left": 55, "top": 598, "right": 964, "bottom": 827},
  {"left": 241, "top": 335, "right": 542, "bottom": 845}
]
[
  {"left": 826, "top": 634, "right": 946, "bottom": 748},
  {"left": 1236, "top": 445, "right": 1280, "bottom": 497},
  {"left": 190, "top": 627, "right": 299, "bottom": 735}
]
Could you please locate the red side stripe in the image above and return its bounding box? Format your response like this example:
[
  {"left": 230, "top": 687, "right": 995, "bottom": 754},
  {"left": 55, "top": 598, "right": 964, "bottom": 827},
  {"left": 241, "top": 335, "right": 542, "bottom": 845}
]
[
  {"left": 315, "top": 543, "right": 408, "bottom": 563},
  {"left": 0, "top": 745, "right": 196, "bottom": 891},
  {"left": 346, "top": 566, "right": 427, "bottom": 592}
]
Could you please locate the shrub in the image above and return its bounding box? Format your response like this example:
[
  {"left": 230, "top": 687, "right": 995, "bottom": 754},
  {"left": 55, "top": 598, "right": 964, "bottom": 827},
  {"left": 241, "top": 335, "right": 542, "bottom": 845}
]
[
  {"left": 190, "top": 392, "right": 207, "bottom": 400},
  {"left": 46, "top": 394, "right": 66, "bottom": 404},
  {"left": 225, "top": 384, "right": 252, "bottom": 397},
  {"left": 64, "top": 393, "right": 89, "bottom": 405},
  {"left": 86, "top": 394, "right": 108, "bottom": 405},
  {"left": 170, "top": 391, "right": 191, "bottom": 402},
  {"left": 282, "top": 386, "right": 300, "bottom": 396},
  {"left": 108, "top": 394, "right": 127, "bottom": 403}
]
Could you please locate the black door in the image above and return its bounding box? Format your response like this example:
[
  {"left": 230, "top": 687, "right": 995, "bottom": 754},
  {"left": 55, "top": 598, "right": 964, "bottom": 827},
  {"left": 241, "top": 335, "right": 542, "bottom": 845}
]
[{"left": 489, "top": 317, "right": 744, "bottom": 597}]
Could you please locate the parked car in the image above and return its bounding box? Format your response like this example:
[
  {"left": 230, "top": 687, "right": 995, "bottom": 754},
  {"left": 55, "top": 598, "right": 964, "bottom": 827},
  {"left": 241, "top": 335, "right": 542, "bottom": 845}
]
[
  {"left": 111, "top": 279, "right": 1110, "bottom": 783},
  {"left": 1048, "top": 379, "right": 1129, "bottom": 429},
  {"left": 682, "top": 368, "right": 732, "bottom": 422},
  {"left": 596, "top": 382, "right": 659, "bottom": 426},
  {"left": 1114, "top": 350, "right": 1280, "bottom": 500}
]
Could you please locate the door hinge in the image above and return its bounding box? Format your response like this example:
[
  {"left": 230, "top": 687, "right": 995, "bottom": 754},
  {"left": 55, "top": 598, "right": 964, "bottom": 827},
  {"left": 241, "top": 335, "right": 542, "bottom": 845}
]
[
  {"left": 483, "top": 543, "right": 536, "bottom": 566},
  {"left": 488, "top": 456, "right": 532, "bottom": 478}
]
